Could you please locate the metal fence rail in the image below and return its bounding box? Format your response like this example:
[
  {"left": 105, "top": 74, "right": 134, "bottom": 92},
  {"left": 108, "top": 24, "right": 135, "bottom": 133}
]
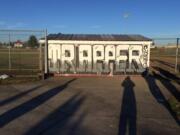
[
  {"left": 0, "top": 30, "right": 179, "bottom": 77},
  {"left": 0, "top": 29, "right": 46, "bottom": 77},
  {"left": 151, "top": 38, "right": 180, "bottom": 73}
]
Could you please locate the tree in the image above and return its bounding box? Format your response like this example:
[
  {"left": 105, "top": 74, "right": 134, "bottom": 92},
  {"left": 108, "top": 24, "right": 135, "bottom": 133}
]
[{"left": 28, "top": 35, "right": 38, "bottom": 48}]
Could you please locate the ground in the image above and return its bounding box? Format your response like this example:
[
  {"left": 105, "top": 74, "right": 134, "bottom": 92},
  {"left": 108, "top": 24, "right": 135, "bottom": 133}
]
[{"left": 0, "top": 76, "right": 179, "bottom": 135}]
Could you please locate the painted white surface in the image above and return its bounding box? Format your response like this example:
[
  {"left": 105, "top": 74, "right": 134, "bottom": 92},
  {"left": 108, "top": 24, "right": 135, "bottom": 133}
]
[
  {"left": 105, "top": 45, "right": 116, "bottom": 63},
  {"left": 40, "top": 39, "right": 152, "bottom": 45},
  {"left": 93, "top": 45, "right": 104, "bottom": 62},
  {"left": 130, "top": 45, "right": 143, "bottom": 64},
  {"left": 61, "top": 44, "right": 75, "bottom": 62},
  {"left": 44, "top": 40, "right": 152, "bottom": 72},
  {"left": 48, "top": 44, "right": 61, "bottom": 63},
  {"left": 116, "top": 45, "right": 130, "bottom": 61},
  {"left": 147, "top": 44, "right": 151, "bottom": 67},
  {"left": 14, "top": 43, "right": 23, "bottom": 48},
  {"left": 79, "top": 45, "right": 92, "bottom": 62}
]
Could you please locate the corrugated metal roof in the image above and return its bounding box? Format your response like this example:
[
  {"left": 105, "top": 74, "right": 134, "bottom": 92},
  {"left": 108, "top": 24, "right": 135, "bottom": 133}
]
[{"left": 47, "top": 33, "right": 152, "bottom": 41}]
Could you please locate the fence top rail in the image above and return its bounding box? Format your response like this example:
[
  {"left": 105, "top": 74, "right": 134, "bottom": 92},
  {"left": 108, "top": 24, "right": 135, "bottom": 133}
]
[
  {"left": 152, "top": 37, "right": 180, "bottom": 40},
  {"left": 0, "top": 29, "right": 46, "bottom": 33}
]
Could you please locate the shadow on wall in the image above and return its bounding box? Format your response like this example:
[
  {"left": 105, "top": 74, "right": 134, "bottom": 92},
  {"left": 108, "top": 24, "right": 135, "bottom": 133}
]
[
  {"left": 119, "top": 76, "right": 137, "bottom": 135},
  {"left": 24, "top": 93, "right": 87, "bottom": 135},
  {"left": 0, "top": 79, "right": 76, "bottom": 128},
  {"left": 143, "top": 73, "right": 180, "bottom": 125}
]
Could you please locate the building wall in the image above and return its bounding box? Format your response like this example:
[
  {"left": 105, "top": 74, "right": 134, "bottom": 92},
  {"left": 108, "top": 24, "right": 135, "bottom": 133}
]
[
  {"left": 47, "top": 40, "right": 152, "bottom": 73},
  {"left": 78, "top": 45, "right": 92, "bottom": 72},
  {"left": 105, "top": 45, "right": 116, "bottom": 63},
  {"left": 116, "top": 45, "right": 129, "bottom": 62},
  {"left": 79, "top": 45, "right": 92, "bottom": 62},
  {"left": 61, "top": 44, "right": 74, "bottom": 62},
  {"left": 93, "top": 45, "right": 105, "bottom": 62},
  {"left": 14, "top": 43, "right": 23, "bottom": 48},
  {"left": 48, "top": 44, "right": 61, "bottom": 71}
]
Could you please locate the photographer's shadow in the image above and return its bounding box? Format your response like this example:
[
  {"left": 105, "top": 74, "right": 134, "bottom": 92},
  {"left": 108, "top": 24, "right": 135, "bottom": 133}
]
[{"left": 119, "top": 76, "right": 137, "bottom": 135}]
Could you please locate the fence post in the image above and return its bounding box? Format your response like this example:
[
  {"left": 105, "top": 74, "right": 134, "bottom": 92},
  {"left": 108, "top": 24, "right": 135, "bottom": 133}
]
[
  {"left": 8, "top": 33, "right": 11, "bottom": 71},
  {"left": 39, "top": 42, "right": 43, "bottom": 79},
  {"left": 44, "top": 29, "right": 48, "bottom": 75},
  {"left": 175, "top": 38, "right": 179, "bottom": 73}
]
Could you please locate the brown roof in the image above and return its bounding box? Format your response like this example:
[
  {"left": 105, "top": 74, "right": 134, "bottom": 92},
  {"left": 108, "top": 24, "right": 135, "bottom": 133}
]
[
  {"left": 15, "top": 40, "right": 23, "bottom": 44},
  {"left": 47, "top": 33, "right": 152, "bottom": 41}
]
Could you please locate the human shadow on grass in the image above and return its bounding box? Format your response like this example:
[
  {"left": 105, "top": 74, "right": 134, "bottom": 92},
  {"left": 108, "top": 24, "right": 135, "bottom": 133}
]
[
  {"left": 119, "top": 76, "right": 137, "bottom": 135},
  {"left": 0, "top": 78, "right": 76, "bottom": 127},
  {"left": 0, "top": 85, "right": 44, "bottom": 107},
  {"left": 151, "top": 59, "right": 175, "bottom": 69},
  {"left": 153, "top": 66, "right": 180, "bottom": 85},
  {"left": 151, "top": 66, "right": 180, "bottom": 101},
  {"left": 143, "top": 74, "right": 180, "bottom": 125},
  {"left": 24, "top": 93, "right": 86, "bottom": 135}
]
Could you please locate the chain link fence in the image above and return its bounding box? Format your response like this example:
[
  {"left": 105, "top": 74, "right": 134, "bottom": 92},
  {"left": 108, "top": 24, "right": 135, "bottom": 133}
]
[
  {"left": 0, "top": 30, "right": 179, "bottom": 78},
  {"left": 151, "top": 38, "right": 180, "bottom": 74},
  {"left": 0, "top": 29, "right": 46, "bottom": 78}
]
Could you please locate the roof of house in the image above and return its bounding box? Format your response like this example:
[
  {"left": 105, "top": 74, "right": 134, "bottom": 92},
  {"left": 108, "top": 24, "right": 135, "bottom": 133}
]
[
  {"left": 47, "top": 33, "right": 152, "bottom": 41},
  {"left": 15, "top": 40, "right": 23, "bottom": 44}
]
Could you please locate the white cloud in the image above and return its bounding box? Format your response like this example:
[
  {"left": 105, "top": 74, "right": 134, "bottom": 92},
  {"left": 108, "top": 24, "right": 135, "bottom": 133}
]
[{"left": 123, "top": 13, "right": 130, "bottom": 19}]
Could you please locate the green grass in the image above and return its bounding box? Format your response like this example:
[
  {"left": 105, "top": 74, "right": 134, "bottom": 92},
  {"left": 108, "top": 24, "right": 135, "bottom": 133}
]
[
  {"left": 0, "top": 48, "right": 42, "bottom": 76},
  {"left": 0, "top": 49, "right": 40, "bottom": 70}
]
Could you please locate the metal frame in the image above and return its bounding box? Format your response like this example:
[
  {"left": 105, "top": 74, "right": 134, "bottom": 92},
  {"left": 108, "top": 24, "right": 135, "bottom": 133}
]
[{"left": 0, "top": 29, "right": 46, "bottom": 78}]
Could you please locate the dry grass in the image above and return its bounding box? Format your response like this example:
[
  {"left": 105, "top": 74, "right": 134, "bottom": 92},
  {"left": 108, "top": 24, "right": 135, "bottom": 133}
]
[{"left": 0, "top": 77, "right": 40, "bottom": 85}]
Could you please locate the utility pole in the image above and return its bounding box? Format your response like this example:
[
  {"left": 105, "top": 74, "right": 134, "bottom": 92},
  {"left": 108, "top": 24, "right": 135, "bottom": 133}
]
[
  {"left": 175, "top": 38, "right": 179, "bottom": 72},
  {"left": 44, "top": 29, "right": 48, "bottom": 75}
]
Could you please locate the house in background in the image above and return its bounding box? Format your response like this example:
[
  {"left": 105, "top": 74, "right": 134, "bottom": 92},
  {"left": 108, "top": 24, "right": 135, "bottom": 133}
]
[
  {"left": 40, "top": 33, "right": 152, "bottom": 75},
  {"left": 14, "top": 40, "right": 23, "bottom": 48}
]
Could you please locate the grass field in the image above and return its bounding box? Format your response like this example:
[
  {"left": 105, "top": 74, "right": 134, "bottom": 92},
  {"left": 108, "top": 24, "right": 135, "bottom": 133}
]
[
  {"left": 150, "top": 48, "right": 180, "bottom": 73},
  {"left": 0, "top": 48, "right": 41, "bottom": 76}
]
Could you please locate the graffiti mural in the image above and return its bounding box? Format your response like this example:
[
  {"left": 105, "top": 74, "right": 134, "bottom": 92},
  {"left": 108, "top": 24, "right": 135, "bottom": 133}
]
[
  {"left": 48, "top": 44, "right": 151, "bottom": 74},
  {"left": 142, "top": 45, "right": 148, "bottom": 67}
]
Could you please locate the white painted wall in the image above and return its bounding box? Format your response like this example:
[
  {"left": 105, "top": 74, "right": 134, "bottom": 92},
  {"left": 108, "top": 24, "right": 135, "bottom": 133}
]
[
  {"left": 93, "top": 45, "right": 104, "bottom": 62},
  {"left": 79, "top": 45, "right": 92, "bottom": 62},
  {"left": 105, "top": 45, "right": 115, "bottom": 63},
  {"left": 45, "top": 40, "right": 152, "bottom": 72},
  {"left": 129, "top": 45, "right": 143, "bottom": 64},
  {"left": 61, "top": 44, "right": 75, "bottom": 62},
  {"left": 48, "top": 44, "right": 61, "bottom": 63},
  {"left": 116, "top": 45, "right": 129, "bottom": 61},
  {"left": 39, "top": 39, "right": 152, "bottom": 45}
]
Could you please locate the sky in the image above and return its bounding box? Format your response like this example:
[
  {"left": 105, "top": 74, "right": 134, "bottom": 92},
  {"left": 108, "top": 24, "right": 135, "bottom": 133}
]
[{"left": 0, "top": 0, "right": 180, "bottom": 37}]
